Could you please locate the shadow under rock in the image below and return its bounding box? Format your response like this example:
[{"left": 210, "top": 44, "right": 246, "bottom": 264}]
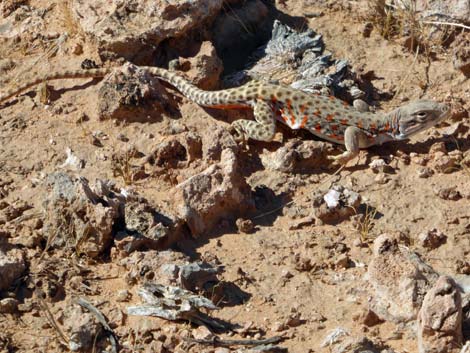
[{"left": 212, "top": 0, "right": 307, "bottom": 75}]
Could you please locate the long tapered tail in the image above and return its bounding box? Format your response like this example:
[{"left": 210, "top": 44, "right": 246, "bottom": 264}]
[
  {"left": 0, "top": 68, "right": 112, "bottom": 104},
  {"left": 0, "top": 66, "right": 239, "bottom": 107}
]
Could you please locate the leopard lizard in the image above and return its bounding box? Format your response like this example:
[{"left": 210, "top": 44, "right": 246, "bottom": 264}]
[{"left": 0, "top": 66, "right": 451, "bottom": 164}]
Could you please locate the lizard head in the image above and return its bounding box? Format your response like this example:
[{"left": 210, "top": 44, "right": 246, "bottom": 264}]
[{"left": 391, "top": 100, "right": 451, "bottom": 140}]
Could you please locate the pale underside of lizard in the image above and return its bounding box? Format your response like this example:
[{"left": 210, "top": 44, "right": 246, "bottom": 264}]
[{"left": 0, "top": 66, "right": 451, "bottom": 164}]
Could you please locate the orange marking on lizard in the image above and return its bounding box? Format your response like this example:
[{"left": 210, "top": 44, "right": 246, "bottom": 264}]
[
  {"left": 340, "top": 119, "right": 349, "bottom": 125},
  {"left": 299, "top": 115, "right": 308, "bottom": 128},
  {"left": 315, "top": 124, "right": 322, "bottom": 131},
  {"left": 313, "top": 110, "right": 321, "bottom": 117},
  {"left": 290, "top": 115, "right": 296, "bottom": 126},
  {"left": 356, "top": 121, "right": 364, "bottom": 129},
  {"left": 342, "top": 101, "right": 349, "bottom": 107},
  {"left": 330, "top": 124, "right": 338, "bottom": 131},
  {"left": 285, "top": 99, "right": 296, "bottom": 126},
  {"left": 326, "top": 114, "right": 334, "bottom": 122},
  {"left": 382, "top": 122, "right": 391, "bottom": 132}
]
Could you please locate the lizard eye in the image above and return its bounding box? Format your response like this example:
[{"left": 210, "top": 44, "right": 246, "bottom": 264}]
[{"left": 416, "top": 112, "right": 428, "bottom": 122}]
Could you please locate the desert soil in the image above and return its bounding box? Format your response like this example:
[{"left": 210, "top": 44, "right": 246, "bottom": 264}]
[{"left": 0, "top": 0, "right": 469, "bottom": 352}]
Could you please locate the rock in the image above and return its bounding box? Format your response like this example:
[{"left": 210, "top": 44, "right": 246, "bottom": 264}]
[
  {"left": 236, "top": 218, "right": 255, "bottom": 233},
  {"left": 435, "top": 187, "right": 461, "bottom": 201},
  {"left": 417, "top": 167, "right": 434, "bottom": 178},
  {"left": 455, "top": 260, "right": 470, "bottom": 275},
  {"left": 98, "top": 63, "right": 176, "bottom": 121},
  {"left": 202, "top": 125, "right": 239, "bottom": 161},
  {"left": 0, "top": 247, "right": 26, "bottom": 291},
  {"left": 415, "top": 0, "right": 470, "bottom": 24},
  {"left": 354, "top": 309, "right": 383, "bottom": 327},
  {"left": 417, "top": 276, "right": 463, "bottom": 353},
  {"left": 353, "top": 99, "right": 370, "bottom": 111},
  {"left": 330, "top": 336, "right": 384, "bottom": 353},
  {"left": 285, "top": 312, "right": 304, "bottom": 327},
  {"left": 271, "top": 321, "right": 286, "bottom": 332},
  {"left": 0, "top": 200, "right": 31, "bottom": 221},
  {"left": 144, "top": 132, "right": 202, "bottom": 170},
  {"left": 418, "top": 229, "right": 447, "bottom": 249},
  {"left": 176, "top": 41, "right": 223, "bottom": 90},
  {"left": 294, "top": 252, "right": 315, "bottom": 272},
  {"left": 170, "top": 148, "right": 254, "bottom": 237},
  {"left": 0, "top": 298, "right": 18, "bottom": 313},
  {"left": 429, "top": 142, "right": 447, "bottom": 154},
  {"left": 179, "top": 262, "right": 221, "bottom": 292},
  {"left": 114, "top": 198, "right": 181, "bottom": 254},
  {"left": 335, "top": 254, "right": 350, "bottom": 269},
  {"left": 72, "top": 0, "right": 223, "bottom": 60},
  {"left": 261, "top": 140, "right": 333, "bottom": 173},
  {"left": 60, "top": 148, "right": 85, "bottom": 170},
  {"left": 61, "top": 302, "right": 103, "bottom": 352},
  {"left": 288, "top": 215, "right": 316, "bottom": 230},
  {"left": 116, "top": 290, "right": 130, "bottom": 302},
  {"left": 366, "top": 234, "right": 439, "bottom": 323},
  {"left": 374, "top": 173, "right": 390, "bottom": 185},
  {"left": 321, "top": 327, "right": 350, "bottom": 347},
  {"left": 369, "top": 159, "right": 393, "bottom": 173},
  {"left": 230, "top": 20, "right": 359, "bottom": 106},
  {"left": 192, "top": 325, "right": 213, "bottom": 340},
  {"left": 313, "top": 185, "right": 361, "bottom": 224},
  {"left": 430, "top": 154, "right": 459, "bottom": 174},
  {"left": 453, "top": 37, "right": 470, "bottom": 77},
  {"left": 120, "top": 250, "right": 189, "bottom": 286},
  {"left": 461, "top": 342, "right": 470, "bottom": 353},
  {"left": 42, "top": 173, "right": 122, "bottom": 258}
]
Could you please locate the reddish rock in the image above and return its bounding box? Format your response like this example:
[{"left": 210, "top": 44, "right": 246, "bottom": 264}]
[
  {"left": 177, "top": 41, "right": 223, "bottom": 90},
  {"left": 417, "top": 276, "right": 463, "bottom": 353},
  {"left": 72, "top": 0, "right": 224, "bottom": 59},
  {"left": 367, "top": 234, "right": 439, "bottom": 323},
  {"left": 170, "top": 148, "right": 254, "bottom": 237}
]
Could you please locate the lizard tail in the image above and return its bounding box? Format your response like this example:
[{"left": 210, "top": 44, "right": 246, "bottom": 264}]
[
  {"left": 145, "top": 67, "right": 244, "bottom": 107},
  {"left": 0, "top": 68, "right": 112, "bottom": 105},
  {"left": 0, "top": 66, "right": 244, "bottom": 108}
]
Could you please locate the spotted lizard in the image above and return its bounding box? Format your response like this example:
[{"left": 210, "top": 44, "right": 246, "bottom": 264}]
[{"left": 0, "top": 66, "right": 451, "bottom": 164}]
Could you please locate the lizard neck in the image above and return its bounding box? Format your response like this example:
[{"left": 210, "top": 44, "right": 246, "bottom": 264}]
[{"left": 357, "top": 110, "right": 401, "bottom": 146}]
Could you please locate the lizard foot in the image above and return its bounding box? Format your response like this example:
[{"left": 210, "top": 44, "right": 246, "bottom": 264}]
[
  {"left": 327, "top": 151, "right": 358, "bottom": 166},
  {"left": 229, "top": 123, "right": 247, "bottom": 144}
]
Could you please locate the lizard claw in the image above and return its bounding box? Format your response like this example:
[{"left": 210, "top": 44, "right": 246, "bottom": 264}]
[{"left": 327, "top": 151, "right": 357, "bottom": 166}]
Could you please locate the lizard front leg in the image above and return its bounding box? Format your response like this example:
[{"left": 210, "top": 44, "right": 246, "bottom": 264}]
[
  {"left": 328, "top": 126, "right": 370, "bottom": 165},
  {"left": 231, "top": 99, "right": 276, "bottom": 142}
]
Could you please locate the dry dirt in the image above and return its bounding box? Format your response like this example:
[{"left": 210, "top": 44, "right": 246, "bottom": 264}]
[{"left": 0, "top": 0, "right": 469, "bottom": 353}]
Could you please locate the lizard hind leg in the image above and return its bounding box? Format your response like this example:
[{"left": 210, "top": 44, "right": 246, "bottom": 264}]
[{"left": 231, "top": 99, "right": 276, "bottom": 142}]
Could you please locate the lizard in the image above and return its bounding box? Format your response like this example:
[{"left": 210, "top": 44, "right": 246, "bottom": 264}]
[{"left": 0, "top": 65, "right": 451, "bottom": 164}]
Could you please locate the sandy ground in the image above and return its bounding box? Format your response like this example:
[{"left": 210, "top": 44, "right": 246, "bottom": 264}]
[{"left": 0, "top": 0, "right": 469, "bottom": 352}]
